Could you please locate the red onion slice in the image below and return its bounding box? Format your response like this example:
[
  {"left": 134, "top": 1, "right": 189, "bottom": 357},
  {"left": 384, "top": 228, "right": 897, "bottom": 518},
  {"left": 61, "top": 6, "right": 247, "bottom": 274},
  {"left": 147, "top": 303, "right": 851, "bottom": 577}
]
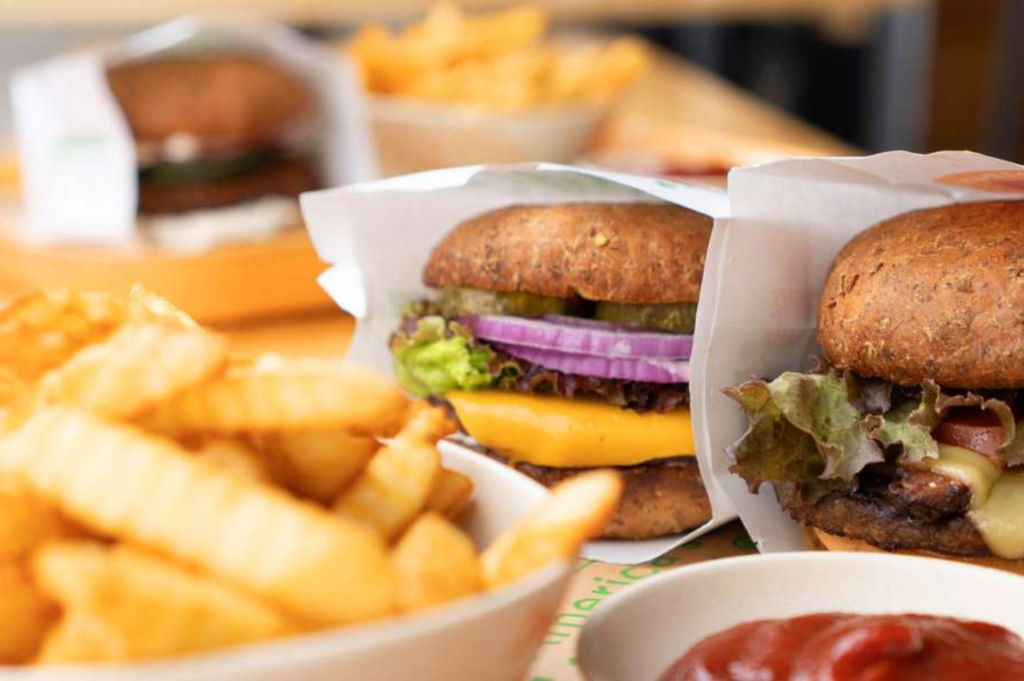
[
  {"left": 467, "top": 315, "right": 692, "bottom": 359},
  {"left": 494, "top": 342, "right": 690, "bottom": 384}
]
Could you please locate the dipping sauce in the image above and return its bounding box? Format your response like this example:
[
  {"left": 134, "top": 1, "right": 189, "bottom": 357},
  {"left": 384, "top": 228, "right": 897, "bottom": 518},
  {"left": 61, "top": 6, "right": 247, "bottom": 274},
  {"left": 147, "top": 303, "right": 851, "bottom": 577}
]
[{"left": 660, "top": 613, "right": 1024, "bottom": 681}]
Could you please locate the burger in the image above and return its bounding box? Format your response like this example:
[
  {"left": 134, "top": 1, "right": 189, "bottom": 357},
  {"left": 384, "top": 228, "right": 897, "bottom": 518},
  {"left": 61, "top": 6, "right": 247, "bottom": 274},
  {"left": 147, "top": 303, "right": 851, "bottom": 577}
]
[
  {"left": 390, "top": 202, "right": 712, "bottom": 539},
  {"left": 725, "top": 201, "right": 1024, "bottom": 567},
  {"left": 106, "top": 54, "right": 319, "bottom": 248}
]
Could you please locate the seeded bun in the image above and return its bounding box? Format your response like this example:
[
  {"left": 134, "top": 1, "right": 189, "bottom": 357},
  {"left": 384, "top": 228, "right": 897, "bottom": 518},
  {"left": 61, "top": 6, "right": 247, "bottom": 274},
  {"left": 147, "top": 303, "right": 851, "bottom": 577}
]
[
  {"left": 485, "top": 452, "right": 712, "bottom": 540},
  {"left": 819, "top": 201, "right": 1024, "bottom": 388},
  {"left": 108, "top": 56, "right": 310, "bottom": 149},
  {"left": 423, "top": 203, "right": 712, "bottom": 305}
]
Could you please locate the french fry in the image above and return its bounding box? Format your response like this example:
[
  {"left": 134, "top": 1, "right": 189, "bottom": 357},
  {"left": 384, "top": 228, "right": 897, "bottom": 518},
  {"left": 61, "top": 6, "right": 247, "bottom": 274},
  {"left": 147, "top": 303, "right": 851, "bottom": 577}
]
[
  {"left": 33, "top": 542, "right": 134, "bottom": 664},
  {"left": 395, "top": 400, "right": 458, "bottom": 442},
  {"left": 34, "top": 542, "right": 296, "bottom": 662},
  {"left": 125, "top": 283, "right": 198, "bottom": 328},
  {"left": 0, "top": 289, "right": 124, "bottom": 383},
  {"left": 425, "top": 467, "right": 474, "bottom": 519},
  {"left": 391, "top": 513, "right": 480, "bottom": 612},
  {"left": 0, "top": 367, "right": 26, "bottom": 408},
  {"left": 349, "top": 4, "right": 647, "bottom": 107},
  {"left": 481, "top": 471, "right": 622, "bottom": 589},
  {"left": 334, "top": 404, "right": 452, "bottom": 541},
  {"left": 193, "top": 437, "right": 270, "bottom": 484},
  {"left": 0, "top": 480, "right": 79, "bottom": 559},
  {"left": 150, "top": 359, "right": 410, "bottom": 436},
  {"left": 0, "top": 560, "right": 58, "bottom": 663},
  {"left": 334, "top": 438, "right": 439, "bottom": 542},
  {"left": 578, "top": 37, "right": 649, "bottom": 103},
  {"left": 30, "top": 539, "right": 107, "bottom": 610},
  {"left": 0, "top": 282, "right": 615, "bottom": 666},
  {"left": 35, "top": 612, "right": 122, "bottom": 665},
  {"left": 255, "top": 429, "right": 378, "bottom": 504},
  {"left": 0, "top": 408, "right": 395, "bottom": 626},
  {"left": 35, "top": 321, "right": 229, "bottom": 420}
]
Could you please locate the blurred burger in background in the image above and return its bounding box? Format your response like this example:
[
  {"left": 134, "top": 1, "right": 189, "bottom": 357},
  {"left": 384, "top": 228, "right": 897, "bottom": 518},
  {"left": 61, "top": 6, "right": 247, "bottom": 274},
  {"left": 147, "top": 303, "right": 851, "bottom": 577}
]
[
  {"left": 390, "top": 203, "right": 711, "bottom": 539},
  {"left": 726, "top": 201, "right": 1024, "bottom": 571},
  {"left": 107, "top": 54, "right": 319, "bottom": 250}
]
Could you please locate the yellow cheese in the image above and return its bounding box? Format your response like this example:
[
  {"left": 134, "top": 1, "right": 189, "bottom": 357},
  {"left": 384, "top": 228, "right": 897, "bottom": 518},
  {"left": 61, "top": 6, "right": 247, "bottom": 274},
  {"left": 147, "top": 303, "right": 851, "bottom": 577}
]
[
  {"left": 922, "top": 444, "right": 1002, "bottom": 507},
  {"left": 921, "top": 445, "right": 1024, "bottom": 559},
  {"left": 445, "top": 391, "right": 693, "bottom": 468},
  {"left": 970, "top": 472, "right": 1024, "bottom": 560}
]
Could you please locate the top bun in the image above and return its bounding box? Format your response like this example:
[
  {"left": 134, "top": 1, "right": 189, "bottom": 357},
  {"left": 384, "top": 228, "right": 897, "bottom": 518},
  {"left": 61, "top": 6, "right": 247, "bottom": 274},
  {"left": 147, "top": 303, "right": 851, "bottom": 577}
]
[
  {"left": 423, "top": 203, "right": 712, "bottom": 305},
  {"left": 107, "top": 56, "right": 310, "bottom": 149},
  {"left": 819, "top": 201, "right": 1024, "bottom": 388}
]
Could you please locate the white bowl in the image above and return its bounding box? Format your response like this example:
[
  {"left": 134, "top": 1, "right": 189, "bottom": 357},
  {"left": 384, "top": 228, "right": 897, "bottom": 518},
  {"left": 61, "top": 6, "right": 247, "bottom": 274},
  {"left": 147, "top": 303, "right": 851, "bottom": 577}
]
[
  {"left": 365, "top": 94, "right": 608, "bottom": 176},
  {"left": 4, "top": 442, "right": 568, "bottom": 681},
  {"left": 578, "top": 552, "right": 1024, "bottom": 681}
]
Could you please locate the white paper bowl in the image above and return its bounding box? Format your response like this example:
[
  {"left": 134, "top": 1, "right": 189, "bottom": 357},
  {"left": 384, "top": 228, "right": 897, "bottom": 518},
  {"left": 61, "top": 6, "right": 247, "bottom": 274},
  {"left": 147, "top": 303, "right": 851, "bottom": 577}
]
[
  {"left": 578, "top": 552, "right": 1024, "bottom": 681},
  {"left": 366, "top": 94, "right": 608, "bottom": 176},
  {"left": 2, "top": 442, "right": 569, "bottom": 681}
]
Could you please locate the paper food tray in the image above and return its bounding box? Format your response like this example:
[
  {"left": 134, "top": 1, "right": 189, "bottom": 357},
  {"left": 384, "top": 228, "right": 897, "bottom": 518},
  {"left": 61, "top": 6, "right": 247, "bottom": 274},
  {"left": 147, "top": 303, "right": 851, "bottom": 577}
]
[
  {"left": 10, "top": 13, "right": 376, "bottom": 244},
  {"left": 696, "top": 150, "right": 1024, "bottom": 552},
  {"left": 302, "top": 162, "right": 735, "bottom": 564}
]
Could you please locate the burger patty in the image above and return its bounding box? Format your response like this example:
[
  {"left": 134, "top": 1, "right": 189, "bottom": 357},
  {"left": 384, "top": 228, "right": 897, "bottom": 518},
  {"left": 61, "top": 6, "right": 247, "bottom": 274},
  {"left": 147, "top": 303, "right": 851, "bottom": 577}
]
[
  {"left": 479, "top": 447, "right": 711, "bottom": 539},
  {"left": 779, "top": 467, "right": 988, "bottom": 556},
  {"left": 138, "top": 156, "right": 317, "bottom": 214}
]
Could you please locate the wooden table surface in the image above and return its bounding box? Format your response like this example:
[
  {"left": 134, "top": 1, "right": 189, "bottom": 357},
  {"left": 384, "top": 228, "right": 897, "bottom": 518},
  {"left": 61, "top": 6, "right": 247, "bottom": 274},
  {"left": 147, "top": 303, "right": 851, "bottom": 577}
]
[
  {"left": 220, "top": 309, "right": 355, "bottom": 358},
  {"left": 592, "top": 50, "right": 858, "bottom": 170}
]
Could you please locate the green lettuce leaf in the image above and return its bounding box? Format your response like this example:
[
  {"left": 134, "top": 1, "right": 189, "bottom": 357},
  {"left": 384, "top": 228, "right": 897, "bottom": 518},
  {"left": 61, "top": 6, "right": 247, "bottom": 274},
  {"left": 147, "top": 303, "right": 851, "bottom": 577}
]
[
  {"left": 875, "top": 399, "right": 938, "bottom": 463},
  {"left": 726, "top": 365, "right": 1024, "bottom": 493},
  {"left": 389, "top": 313, "right": 519, "bottom": 397},
  {"left": 767, "top": 372, "right": 884, "bottom": 481},
  {"left": 724, "top": 379, "right": 842, "bottom": 496},
  {"left": 725, "top": 371, "right": 940, "bottom": 494}
]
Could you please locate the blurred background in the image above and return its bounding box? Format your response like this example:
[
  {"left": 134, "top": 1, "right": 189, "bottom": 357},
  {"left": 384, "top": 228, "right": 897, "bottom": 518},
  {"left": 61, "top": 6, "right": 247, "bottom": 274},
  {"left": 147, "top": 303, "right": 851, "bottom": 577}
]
[
  {"left": 1, "top": 0, "right": 1021, "bottom": 328},
  {"left": 2, "top": 0, "right": 1021, "bottom": 163}
]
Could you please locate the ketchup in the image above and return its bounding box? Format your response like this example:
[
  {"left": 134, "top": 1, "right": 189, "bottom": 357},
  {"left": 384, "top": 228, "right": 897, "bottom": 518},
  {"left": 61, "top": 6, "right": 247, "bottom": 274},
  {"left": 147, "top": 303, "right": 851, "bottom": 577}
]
[
  {"left": 933, "top": 408, "right": 1006, "bottom": 458},
  {"left": 660, "top": 613, "right": 1024, "bottom": 681}
]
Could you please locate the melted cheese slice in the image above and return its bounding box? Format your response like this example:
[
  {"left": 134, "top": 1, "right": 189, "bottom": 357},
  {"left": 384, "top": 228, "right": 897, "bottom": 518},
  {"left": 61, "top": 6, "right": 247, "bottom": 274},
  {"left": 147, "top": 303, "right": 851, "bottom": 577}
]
[
  {"left": 970, "top": 472, "right": 1024, "bottom": 560},
  {"left": 921, "top": 445, "right": 1024, "bottom": 559},
  {"left": 446, "top": 391, "right": 693, "bottom": 468},
  {"left": 922, "top": 444, "right": 1002, "bottom": 507}
]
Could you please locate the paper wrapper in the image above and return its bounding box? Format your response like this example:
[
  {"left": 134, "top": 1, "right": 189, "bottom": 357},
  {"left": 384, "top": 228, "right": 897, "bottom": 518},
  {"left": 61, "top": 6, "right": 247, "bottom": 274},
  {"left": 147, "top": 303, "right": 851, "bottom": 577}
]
[
  {"left": 9, "top": 13, "right": 376, "bottom": 243},
  {"left": 302, "top": 162, "right": 737, "bottom": 563},
  {"left": 527, "top": 520, "right": 757, "bottom": 680},
  {"left": 695, "top": 150, "right": 1024, "bottom": 553}
]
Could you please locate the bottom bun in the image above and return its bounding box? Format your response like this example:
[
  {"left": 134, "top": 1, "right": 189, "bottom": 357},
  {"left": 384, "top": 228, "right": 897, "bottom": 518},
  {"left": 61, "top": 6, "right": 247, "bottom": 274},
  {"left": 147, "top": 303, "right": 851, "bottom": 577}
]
[
  {"left": 483, "top": 450, "right": 711, "bottom": 540},
  {"left": 811, "top": 528, "right": 1024, "bottom": 576}
]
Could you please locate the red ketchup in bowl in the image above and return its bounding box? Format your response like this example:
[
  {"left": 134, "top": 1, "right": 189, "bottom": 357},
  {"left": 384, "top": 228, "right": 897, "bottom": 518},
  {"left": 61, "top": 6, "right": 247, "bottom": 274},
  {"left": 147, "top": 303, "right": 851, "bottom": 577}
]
[{"left": 660, "top": 613, "right": 1024, "bottom": 681}]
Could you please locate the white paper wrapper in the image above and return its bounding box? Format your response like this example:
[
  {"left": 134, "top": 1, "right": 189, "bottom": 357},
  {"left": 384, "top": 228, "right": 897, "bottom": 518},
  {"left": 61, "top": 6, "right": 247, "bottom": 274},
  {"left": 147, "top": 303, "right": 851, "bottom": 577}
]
[
  {"left": 695, "top": 150, "right": 1024, "bottom": 553},
  {"left": 302, "top": 162, "right": 736, "bottom": 563},
  {"left": 10, "top": 13, "right": 376, "bottom": 244}
]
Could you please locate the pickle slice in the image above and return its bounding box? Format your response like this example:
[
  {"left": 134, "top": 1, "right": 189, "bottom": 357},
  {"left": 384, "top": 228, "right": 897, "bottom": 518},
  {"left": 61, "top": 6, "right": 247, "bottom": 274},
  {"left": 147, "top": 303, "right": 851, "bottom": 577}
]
[
  {"left": 593, "top": 302, "right": 697, "bottom": 334},
  {"left": 438, "top": 288, "right": 572, "bottom": 318},
  {"left": 140, "top": 152, "right": 270, "bottom": 186}
]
